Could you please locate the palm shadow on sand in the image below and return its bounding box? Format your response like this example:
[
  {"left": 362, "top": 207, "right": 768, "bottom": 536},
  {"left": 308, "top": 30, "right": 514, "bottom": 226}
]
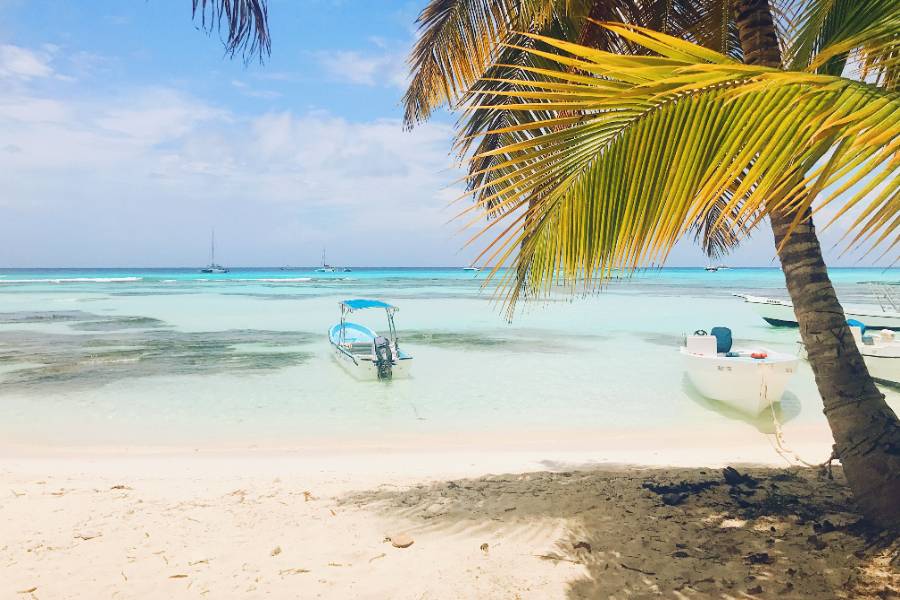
[{"left": 340, "top": 467, "right": 898, "bottom": 598}]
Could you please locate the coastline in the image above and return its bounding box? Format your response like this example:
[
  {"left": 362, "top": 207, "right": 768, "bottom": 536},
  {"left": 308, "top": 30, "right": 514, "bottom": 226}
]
[{"left": 0, "top": 419, "right": 839, "bottom": 467}]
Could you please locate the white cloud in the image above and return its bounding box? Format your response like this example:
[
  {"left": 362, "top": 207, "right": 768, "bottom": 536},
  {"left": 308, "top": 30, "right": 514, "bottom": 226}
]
[
  {"left": 230, "top": 79, "right": 281, "bottom": 99},
  {"left": 0, "top": 48, "right": 464, "bottom": 266},
  {"left": 0, "top": 44, "right": 53, "bottom": 79},
  {"left": 317, "top": 50, "right": 407, "bottom": 89},
  {"left": 95, "top": 88, "right": 228, "bottom": 144}
]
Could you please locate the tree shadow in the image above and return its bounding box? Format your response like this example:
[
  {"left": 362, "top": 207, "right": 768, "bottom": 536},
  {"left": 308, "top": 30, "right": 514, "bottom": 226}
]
[{"left": 341, "top": 466, "right": 898, "bottom": 599}]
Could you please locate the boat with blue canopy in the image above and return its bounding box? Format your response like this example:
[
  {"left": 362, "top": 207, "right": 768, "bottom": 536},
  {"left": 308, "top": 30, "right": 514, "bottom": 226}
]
[{"left": 329, "top": 299, "right": 412, "bottom": 380}]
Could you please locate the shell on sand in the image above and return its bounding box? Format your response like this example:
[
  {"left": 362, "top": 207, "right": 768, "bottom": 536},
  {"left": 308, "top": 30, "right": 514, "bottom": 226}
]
[{"left": 389, "top": 534, "right": 414, "bottom": 548}]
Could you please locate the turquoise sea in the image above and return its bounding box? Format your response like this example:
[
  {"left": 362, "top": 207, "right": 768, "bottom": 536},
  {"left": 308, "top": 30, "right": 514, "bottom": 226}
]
[{"left": 0, "top": 267, "right": 897, "bottom": 449}]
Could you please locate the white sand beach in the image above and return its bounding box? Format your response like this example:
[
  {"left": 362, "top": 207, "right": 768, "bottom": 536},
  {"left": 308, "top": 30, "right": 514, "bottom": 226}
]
[{"left": 3, "top": 438, "right": 898, "bottom": 600}]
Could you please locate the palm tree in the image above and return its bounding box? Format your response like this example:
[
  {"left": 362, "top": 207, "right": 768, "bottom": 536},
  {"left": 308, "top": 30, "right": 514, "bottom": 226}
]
[{"left": 405, "top": 0, "right": 900, "bottom": 526}]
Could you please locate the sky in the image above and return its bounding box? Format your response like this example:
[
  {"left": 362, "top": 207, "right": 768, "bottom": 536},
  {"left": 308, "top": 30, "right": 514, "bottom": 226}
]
[{"left": 0, "top": 0, "right": 891, "bottom": 268}]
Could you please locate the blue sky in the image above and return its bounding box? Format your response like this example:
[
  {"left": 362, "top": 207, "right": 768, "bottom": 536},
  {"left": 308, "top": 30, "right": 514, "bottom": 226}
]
[{"left": 0, "top": 0, "right": 890, "bottom": 268}]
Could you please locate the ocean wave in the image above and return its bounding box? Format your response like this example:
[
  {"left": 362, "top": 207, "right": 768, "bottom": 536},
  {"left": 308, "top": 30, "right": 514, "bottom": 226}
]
[{"left": 0, "top": 277, "right": 144, "bottom": 284}]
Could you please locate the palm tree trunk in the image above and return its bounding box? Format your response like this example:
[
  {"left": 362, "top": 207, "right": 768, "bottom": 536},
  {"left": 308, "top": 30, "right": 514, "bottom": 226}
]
[{"left": 734, "top": 0, "right": 900, "bottom": 528}]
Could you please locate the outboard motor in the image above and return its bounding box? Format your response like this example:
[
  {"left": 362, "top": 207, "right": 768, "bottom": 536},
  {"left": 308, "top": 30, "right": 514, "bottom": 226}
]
[{"left": 373, "top": 336, "right": 393, "bottom": 380}]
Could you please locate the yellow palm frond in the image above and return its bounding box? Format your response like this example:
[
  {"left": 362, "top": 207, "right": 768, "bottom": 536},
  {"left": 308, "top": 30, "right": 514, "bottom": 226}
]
[
  {"left": 463, "top": 23, "right": 899, "bottom": 311},
  {"left": 403, "top": 0, "right": 740, "bottom": 128},
  {"left": 404, "top": 0, "right": 571, "bottom": 127}
]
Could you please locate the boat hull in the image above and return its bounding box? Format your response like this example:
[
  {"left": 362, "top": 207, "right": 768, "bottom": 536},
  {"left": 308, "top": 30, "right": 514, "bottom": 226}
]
[
  {"left": 797, "top": 338, "right": 899, "bottom": 387},
  {"left": 740, "top": 295, "right": 900, "bottom": 330},
  {"left": 331, "top": 344, "right": 412, "bottom": 380},
  {"left": 328, "top": 321, "right": 412, "bottom": 381},
  {"left": 681, "top": 348, "right": 798, "bottom": 414},
  {"left": 863, "top": 352, "right": 899, "bottom": 386}
]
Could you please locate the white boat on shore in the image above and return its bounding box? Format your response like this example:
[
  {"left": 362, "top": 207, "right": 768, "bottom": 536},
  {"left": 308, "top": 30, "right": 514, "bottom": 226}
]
[
  {"left": 798, "top": 326, "right": 899, "bottom": 387},
  {"left": 735, "top": 294, "right": 900, "bottom": 331},
  {"left": 681, "top": 328, "right": 799, "bottom": 415},
  {"left": 328, "top": 299, "right": 412, "bottom": 380}
]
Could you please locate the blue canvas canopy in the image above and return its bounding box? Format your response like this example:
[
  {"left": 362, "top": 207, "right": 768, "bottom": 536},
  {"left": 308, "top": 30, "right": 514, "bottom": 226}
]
[{"left": 340, "top": 299, "right": 397, "bottom": 311}]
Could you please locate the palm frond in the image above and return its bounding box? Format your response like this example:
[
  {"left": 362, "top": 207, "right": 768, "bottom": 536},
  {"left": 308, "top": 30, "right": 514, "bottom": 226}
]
[
  {"left": 786, "top": 0, "right": 899, "bottom": 89},
  {"left": 463, "top": 23, "right": 899, "bottom": 311},
  {"left": 404, "top": 0, "right": 524, "bottom": 127},
  {"left": 404, "top": 0, "right": 657, "bottom": 128},
  {"left": 454, "top": 1, "right": 751, "bottom": 214},
  {"left": 192, "top": 0, "right": 271, "bottom": 62}
]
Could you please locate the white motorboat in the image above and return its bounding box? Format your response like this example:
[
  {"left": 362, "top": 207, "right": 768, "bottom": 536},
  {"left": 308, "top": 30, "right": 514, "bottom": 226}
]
[
  {"left": 200, "top": 229, "right": 228, "bottom": 274},
  {"left": 704, "top": 265, "right": 718, "bottom": 272},
  {"left": 735, "top": 294, "right": 900, "bottom": 331},
  {"left": 328, "top": 299, "right": 412, "bottom": 380},
  {"left": 681, "top": 328, "right": 799, "bottom": 414},
  {"left": 462, "top": 266, "right": 481, "bottom": 272},
  {"left": 799, "top": 326, "right": 899, "bottom": 386}
]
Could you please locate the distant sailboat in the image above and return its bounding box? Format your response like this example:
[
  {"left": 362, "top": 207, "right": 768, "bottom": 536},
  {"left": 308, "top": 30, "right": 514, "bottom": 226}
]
[
  {"left": 315, "top": 248, "right": 336, "bottom": 273},
  {"left": 200, "top": 229, "right": 228, "bottom": 274}
]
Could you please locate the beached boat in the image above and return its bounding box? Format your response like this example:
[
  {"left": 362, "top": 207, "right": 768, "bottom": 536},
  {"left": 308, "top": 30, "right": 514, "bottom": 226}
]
[
  {"left": 329, "top": 299, "right": 412, "bottom": 380},
  {"left": 735, "top": 294, "right": 900, "bottom": 330},
  {"left": 681, "top": 328, "right": 799, "bottom": 414},
  {"left": 798, "top": 325, "right": 899, "bottom": 387},
  {"left": 200, "top": 229, "right": 228, "bottom": 274}
]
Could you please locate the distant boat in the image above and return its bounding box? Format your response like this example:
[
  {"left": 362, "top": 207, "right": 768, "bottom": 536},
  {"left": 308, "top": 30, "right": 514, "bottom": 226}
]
[
  {"left": 315, "top": 248, "right": 336, "bottom": 273},
  {"left": 200, "top": 229, "right": 228, "bottom": 274},
  {"left": 681, "top": 327, "right": 798, "bottom": 414},
  {"left": 462, "top": 266, "right": 481, "bottom": 272},
  {"left": 704, "top": 265, "right": 718, "bottom": 272},
  {"left": 342, "top": 268, "right": 352, "bottom": 272}
]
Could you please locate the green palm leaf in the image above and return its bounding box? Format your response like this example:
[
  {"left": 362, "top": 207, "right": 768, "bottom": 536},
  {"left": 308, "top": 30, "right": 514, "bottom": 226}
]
[
  {"left": 786, "top": 0, "right": 899, "bottom": 89},
  {"left": 464, "top": 23, "right": 899, "bottom": 310}
]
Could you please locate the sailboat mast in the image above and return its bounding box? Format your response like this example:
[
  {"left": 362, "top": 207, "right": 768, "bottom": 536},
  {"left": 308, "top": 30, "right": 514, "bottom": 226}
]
[{"left": 210, "top": 229, "right": 216, "bottom": 265}]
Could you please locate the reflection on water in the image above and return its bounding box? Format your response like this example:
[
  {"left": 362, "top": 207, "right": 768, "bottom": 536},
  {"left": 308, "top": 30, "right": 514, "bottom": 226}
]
[{"left": 682, "top": 374, "right": 802, "bottom": 433}]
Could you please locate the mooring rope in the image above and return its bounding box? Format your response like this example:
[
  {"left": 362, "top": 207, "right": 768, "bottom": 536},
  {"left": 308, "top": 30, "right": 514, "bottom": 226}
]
[{"left": 760, "top": 363, "right": 828, "bottom": 470}]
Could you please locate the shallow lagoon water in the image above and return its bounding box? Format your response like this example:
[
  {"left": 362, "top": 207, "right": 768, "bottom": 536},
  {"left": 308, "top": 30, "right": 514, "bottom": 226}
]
[{"left": 0, "top": 267, "right": 897, "bottom": 449}]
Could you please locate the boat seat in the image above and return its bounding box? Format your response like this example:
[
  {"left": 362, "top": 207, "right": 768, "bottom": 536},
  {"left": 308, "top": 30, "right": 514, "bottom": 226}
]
[{"left": 710, "top": 327, "right": 732, "bottom": 353}]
